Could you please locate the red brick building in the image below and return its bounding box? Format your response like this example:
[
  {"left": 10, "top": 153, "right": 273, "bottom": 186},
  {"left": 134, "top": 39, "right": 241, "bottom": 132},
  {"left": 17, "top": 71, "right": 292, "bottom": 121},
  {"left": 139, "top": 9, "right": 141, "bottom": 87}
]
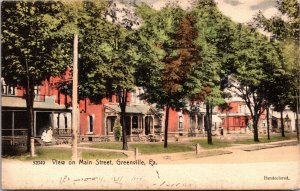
[
  {"left": 2, "top": 70, "right": 192, "bottom": 143},
  {"left": 5, "top": 70, "right": 289, "bottom": 144}
]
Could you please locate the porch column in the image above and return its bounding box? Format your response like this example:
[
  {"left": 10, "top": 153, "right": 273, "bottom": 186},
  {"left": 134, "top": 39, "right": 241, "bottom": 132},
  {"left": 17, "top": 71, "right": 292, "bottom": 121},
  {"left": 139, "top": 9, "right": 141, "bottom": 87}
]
[
  {"left": 202, "top": 114, "right": 205, "bottom": 134},
  {"left": 34, "top": 111, "right": 37, "bottom": 137},
  {"left": 195, "top": 114, "right": 198, "bottom": 131},
  {"left": 152, "top": 116, "right": 155, "bottom": 134},
  {"left": 12, "top": 111, "right": 15, "bottom": 145},
  {"left": 57, "top": 113, "right": 60, "bottom": 131},
  {"left": 104, "top": 114, "right": 107, "bottom": 135},
  {"left": 161, "top": 113, "right": 165, "bottom": 133},
  {"left": 51, "top": 112, "right": 54, "bottom": 128},
  {"left": 130, "top": 115, "right": 133, "bottom": 135},
  {"left": 142, "top": 116, "right": 145, "bottom": 135},
  {"left": 142, "top": 115, "right": 145, "bottom": 134}
]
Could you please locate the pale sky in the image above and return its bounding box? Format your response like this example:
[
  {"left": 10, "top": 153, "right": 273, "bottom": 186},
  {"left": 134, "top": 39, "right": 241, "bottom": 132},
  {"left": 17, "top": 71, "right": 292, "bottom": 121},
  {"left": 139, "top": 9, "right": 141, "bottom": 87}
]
[
  {"left": 131, "top": 0, "right": 279, "bottom": 23},
  {"left": 216, "top": 0, "right": 278, "bottom": 23}
]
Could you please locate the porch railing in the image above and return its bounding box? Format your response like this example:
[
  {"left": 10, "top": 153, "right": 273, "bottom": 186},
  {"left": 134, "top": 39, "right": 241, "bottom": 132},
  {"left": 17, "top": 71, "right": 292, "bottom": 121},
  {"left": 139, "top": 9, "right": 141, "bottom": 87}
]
[
  {"left": 2, "top": 129, "right": 28, "bottom": 136},
  {"left": 53, "top": 128, "right": 72, "bottom": 136}
]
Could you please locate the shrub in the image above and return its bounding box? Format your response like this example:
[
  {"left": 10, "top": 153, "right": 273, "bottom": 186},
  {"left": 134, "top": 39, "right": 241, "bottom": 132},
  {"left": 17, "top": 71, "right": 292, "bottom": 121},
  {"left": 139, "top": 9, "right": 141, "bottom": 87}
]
[{"left": 114, "top": 121, "right": 122, "bottom": 141}]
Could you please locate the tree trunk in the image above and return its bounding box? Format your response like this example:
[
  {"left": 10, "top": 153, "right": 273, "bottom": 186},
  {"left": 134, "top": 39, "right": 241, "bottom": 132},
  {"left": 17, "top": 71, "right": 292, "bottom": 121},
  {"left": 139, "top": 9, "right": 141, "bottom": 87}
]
[
  {"left": 253, "top": 115, "right": 259, "bottom": 142},
  {"left": 280, "top": 110, "right": 285, "bottom": 137},
  {"left": 72, "top": 33, "right": 78, "bottom": 161},
  {"left": 121, "top": 105, "right": 128, "bottom": 150},
  {"left": 119, "top": 89, "right": 128, "bottom": 150},
  {"left": 195, "top": 113, "right": 198, "bottom": 135},
  {"left": 296, "top": 90, "right": 300, "bottom": 143},
  {"left": 164, "top": 106, "right": 170, "bottom": 148},
  {"left": 206, "top": 102, "right": 212, "bottom": 145},
  {"left": 25, "top": 55, "right": 35, "bottom": 156},
  {"left": 25, "top": 84, "right": 35, "bottom": 155},
  {"left": 266, "top": 106, "right": 270, "bottom": 140},
  {"left": 296, "top": 99, "right": 299, "bottom": 142}
]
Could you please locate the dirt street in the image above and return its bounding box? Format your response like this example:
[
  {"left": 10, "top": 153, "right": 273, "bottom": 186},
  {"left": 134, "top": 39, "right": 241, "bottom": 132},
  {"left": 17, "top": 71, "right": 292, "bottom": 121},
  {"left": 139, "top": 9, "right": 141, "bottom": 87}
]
[{"left": 2, "top": 144, "right": 300, "bottom": 190}]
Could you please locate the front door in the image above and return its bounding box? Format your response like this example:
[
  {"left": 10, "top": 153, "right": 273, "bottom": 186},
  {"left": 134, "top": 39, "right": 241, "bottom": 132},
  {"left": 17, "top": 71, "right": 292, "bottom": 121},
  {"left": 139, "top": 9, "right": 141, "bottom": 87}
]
[{"left": 145, "top": 116, "right": 152, "bottom": 135}]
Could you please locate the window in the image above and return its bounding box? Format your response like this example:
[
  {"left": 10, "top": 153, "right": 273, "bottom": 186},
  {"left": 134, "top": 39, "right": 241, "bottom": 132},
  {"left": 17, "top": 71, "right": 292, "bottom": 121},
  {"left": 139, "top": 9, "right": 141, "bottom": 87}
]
[
  {"left": 34, "top": 86, "right": 39, "bottom": 100},
  {"left": 133, "top": 116, "right": 138, "bottom": 129},
  {"left": 64, "top": 115, "right": 68, "bottom": 129},
  {"left": 1, "top": 78, "right": 16, "bottom": 95},
  {"left": 138, "top": 88, "right": 141, "bottom": 103},
  {"left": 107, "top": 116, "right": 116, "bottom": 133},
  {"left": 89, "top": 116, "right": 94, "bottom": 133},
  {"left": 234, "top": 117, "right": 239, "bottom": 126},
  {"left": 58, "top": 91, "right": 61, "bottom": 104},
  {"left": 131, "top": 91, "right": 136, "bottom": 103},
  {"left": 179, "top": 116, "right": 183, "bottom": 129}
]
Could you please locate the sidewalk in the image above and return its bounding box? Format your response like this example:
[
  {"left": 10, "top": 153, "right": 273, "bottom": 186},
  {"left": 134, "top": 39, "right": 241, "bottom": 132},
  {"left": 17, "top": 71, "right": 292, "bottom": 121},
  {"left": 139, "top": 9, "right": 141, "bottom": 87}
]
[
  {"left": 48, "top": 139, "right": 299, "bottom": 162},
  {"left": 228, "top": 139, "right": 298, "bottom": 151},
  {"left": 49, "top": 144, "right": 135, "bottom": 158}
]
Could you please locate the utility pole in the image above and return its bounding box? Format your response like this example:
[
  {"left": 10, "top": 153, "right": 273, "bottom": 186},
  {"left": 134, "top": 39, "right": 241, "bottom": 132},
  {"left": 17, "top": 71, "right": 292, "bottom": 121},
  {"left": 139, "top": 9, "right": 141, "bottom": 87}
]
[
  {"left": 72, "top": 34, "right": 78, "bottom": 161},
  {"left": 25, "top": 57, "right": 35, "bottom": 157},
  {"left": 297, "top": 46, "right": 300, "bottom": 143}
]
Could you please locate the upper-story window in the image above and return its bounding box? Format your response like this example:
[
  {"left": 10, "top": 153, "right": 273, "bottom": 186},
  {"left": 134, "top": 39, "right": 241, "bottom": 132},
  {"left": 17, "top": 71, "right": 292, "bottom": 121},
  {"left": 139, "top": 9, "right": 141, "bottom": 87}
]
[
  {"left": 132, "top": 91, "right": 137, "bottom": 103},
  {"left": 1, "top": 78, "right": 16, "bottom": 96},
  {"left": 129, "top": 88, "right": 138, "bottom": 104},
  {"left": 34, "top": 85, "right": 40, "bottom": 100},
  {"left": 178, "top": 115, "right": 183, "bottom": 129}
]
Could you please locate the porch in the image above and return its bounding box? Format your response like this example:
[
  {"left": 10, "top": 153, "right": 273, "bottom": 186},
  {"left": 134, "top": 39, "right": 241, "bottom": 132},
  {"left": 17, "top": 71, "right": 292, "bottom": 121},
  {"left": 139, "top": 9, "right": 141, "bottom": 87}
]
[
  {"left": 104, "top": 104, "right": 163, "bottom": 140},
  {"left": 1, "top": 96, "right": 72, "bottom": 146}
]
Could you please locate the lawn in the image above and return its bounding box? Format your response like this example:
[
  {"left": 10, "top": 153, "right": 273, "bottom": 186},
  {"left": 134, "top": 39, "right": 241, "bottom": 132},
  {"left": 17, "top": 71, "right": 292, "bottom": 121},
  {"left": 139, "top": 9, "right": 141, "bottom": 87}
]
[
  {"left": 190, "top": 133, "right": 297, "bottom": 148},
  {"left": 89, "top": 143, "right": 124, "bottom": 150},
  {"left": 190, "top": 139, "right": 233, "bottom": 149},
  {"left": 89, "top": 142, "right": 194, "bottom": 154},
  {"left": 129, "top": 143, "right": 194, "bottom": 154},
  {"left": 3, "top": 133, "right": 296, "bottom": 159},
  {"left": 87, "top": 133, "right": 297, "bottom": 153},
  {"left": 82, "top": 150, "right": 127, "bottom": 159},
  {"left": 233, "top": 133, "right": 297, "bottom": 144},
  {"left": 2, "top": 147, "right": 72, "bottom": 161},
  {"left": 2, "top": 147, "right": 127, "bottom": 160}
]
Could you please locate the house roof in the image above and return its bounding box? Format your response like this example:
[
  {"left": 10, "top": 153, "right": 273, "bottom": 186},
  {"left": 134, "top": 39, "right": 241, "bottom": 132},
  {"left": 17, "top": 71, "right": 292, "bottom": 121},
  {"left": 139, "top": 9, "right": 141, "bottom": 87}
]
[
  {"left": 1, "top": 96, "right": 68, "bottom": 110},
  {"left": 104, "top": 104, "right": 153, "bottom": 114}
]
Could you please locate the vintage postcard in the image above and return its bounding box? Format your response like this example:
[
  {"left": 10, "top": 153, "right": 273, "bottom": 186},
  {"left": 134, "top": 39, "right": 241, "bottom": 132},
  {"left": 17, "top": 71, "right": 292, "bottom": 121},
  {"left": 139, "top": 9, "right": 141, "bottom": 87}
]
[{"left": 1, "top": 0, "right": 300, "bottom": 190}]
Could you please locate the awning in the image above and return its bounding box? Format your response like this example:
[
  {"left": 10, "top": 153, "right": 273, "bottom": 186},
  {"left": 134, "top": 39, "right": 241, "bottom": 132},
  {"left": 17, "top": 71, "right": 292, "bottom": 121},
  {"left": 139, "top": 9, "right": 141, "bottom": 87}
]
[
  {"left": 104, "top": 104, "right": 153, "bottom": 114},
  {"left": 1, "top": 96, "right": 68, "bottom": 110}
]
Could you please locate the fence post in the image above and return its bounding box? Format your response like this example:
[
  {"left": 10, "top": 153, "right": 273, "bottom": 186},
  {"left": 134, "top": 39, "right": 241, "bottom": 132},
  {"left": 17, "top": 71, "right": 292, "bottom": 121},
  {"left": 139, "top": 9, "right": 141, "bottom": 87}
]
[
  {"left": 30, "top": 137, "right": 36, "bottom": 157},
  {"left": 134, "top": 148, "right": 138, "bottom": 160},
  {"left": 196, "top": 143, "right": 200, "bottom": 155}
]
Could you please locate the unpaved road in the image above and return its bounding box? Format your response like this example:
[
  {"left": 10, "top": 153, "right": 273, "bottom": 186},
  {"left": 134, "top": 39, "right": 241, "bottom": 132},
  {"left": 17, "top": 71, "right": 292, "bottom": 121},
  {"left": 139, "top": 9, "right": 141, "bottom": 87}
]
[{"left": 2, "top": 145, "right": 300, "bottom": 190}]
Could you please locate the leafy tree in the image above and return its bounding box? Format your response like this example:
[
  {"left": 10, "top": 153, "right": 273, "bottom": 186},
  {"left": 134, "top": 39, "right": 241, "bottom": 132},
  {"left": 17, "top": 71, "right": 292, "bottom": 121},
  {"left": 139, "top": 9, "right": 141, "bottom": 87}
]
[
  {"left": 253, "top": 0, "right": 300, "bottom": 140},
  {"left": 265, "top": 64, "right": 296, "bottom": 137},
  {"left": 189, "top": 0, "right": 234, "bottom": 144},
  {"left": 103, "top": 2, "right": 141, "bottom": 150},
  {"left": 106, "top": 28, "right": 144, "bottom": 150},
  {"left": 1, "top": 0, "right": 72, "bottom": 154},
  {"left": 228, "top": 25, "right": 282, "bottom": 142},
  {"left": 57, "top": 1, "right": 140, "bottom": 150},
  {"left": 53, "top": 0, "right": 112, "bottom": 103},
  {"left": 136, "top": 5, "right": 202, "bottom": 148},
  {"left": 253, "top": 0, "right": 299, "bottom": 42}
]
